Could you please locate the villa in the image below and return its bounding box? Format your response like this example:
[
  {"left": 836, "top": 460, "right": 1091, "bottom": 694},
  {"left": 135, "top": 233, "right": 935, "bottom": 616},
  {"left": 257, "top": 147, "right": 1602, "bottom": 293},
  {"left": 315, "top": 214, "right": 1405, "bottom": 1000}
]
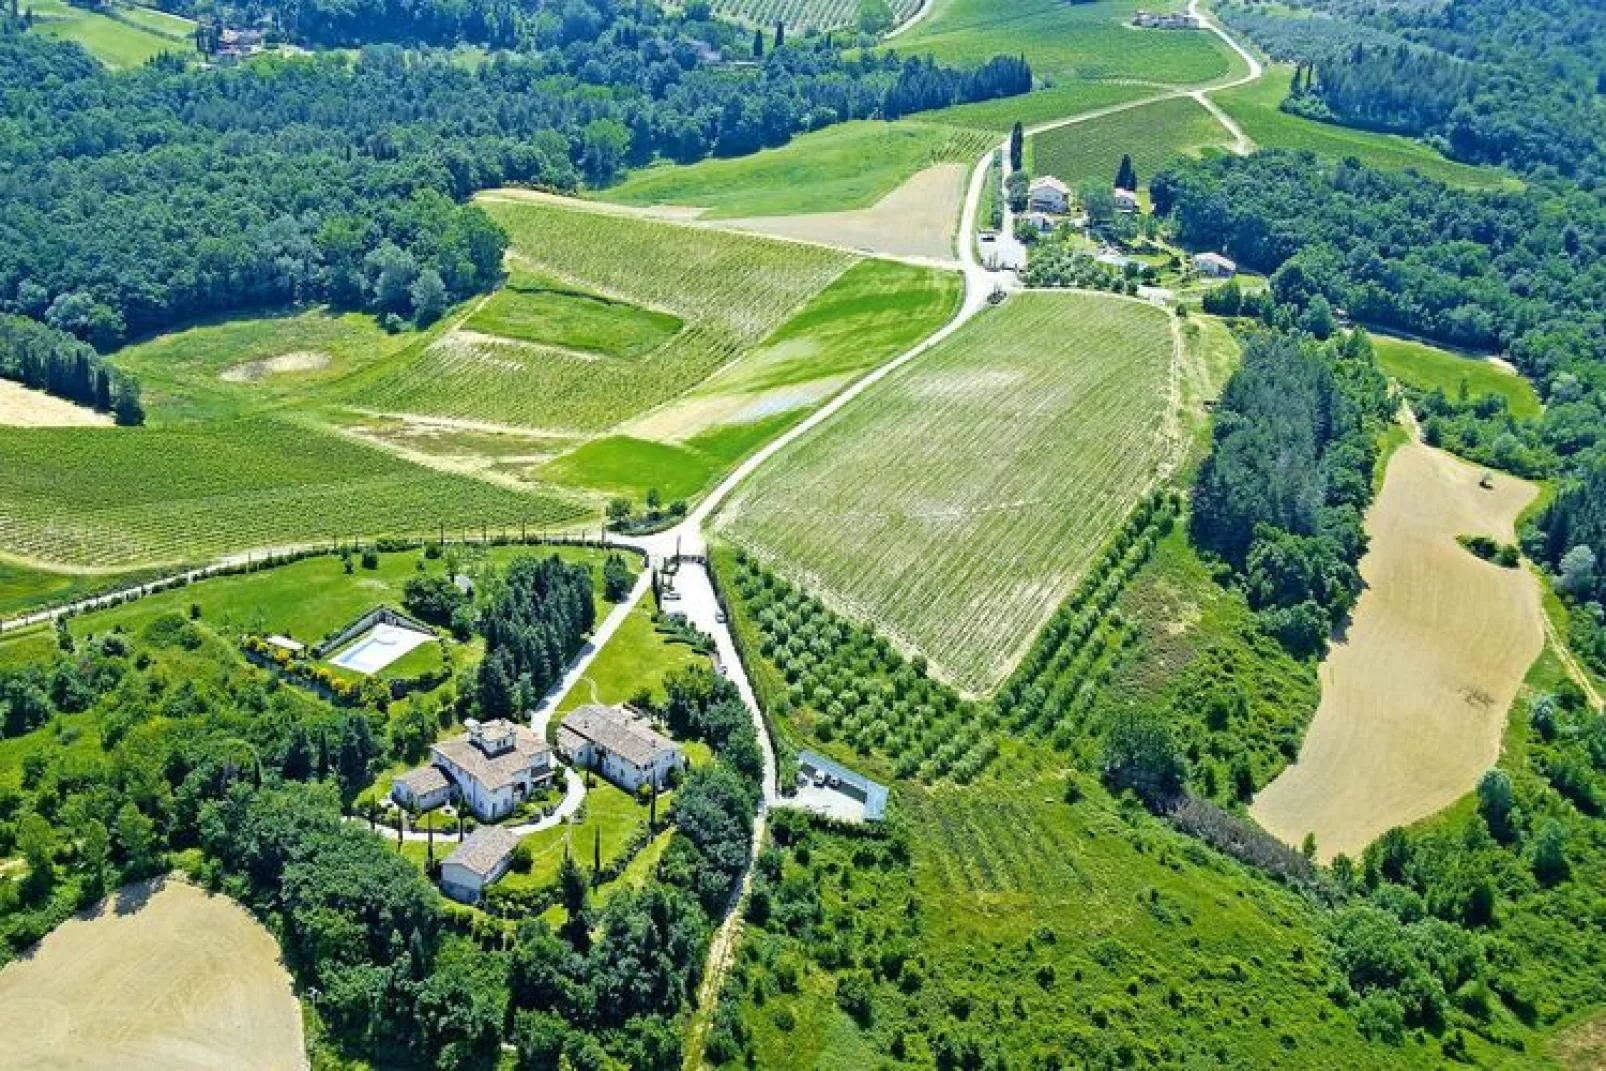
[
  {"left": 558, "top": 704, "right": 685, "bottom": 792},
  {"left": 392, "top": 717, "right": 555, "bottom": 821}
]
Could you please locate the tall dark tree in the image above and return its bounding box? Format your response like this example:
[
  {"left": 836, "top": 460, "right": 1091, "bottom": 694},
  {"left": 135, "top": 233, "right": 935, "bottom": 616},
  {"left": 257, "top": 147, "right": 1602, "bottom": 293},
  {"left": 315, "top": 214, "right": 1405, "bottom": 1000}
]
[
  {"left": 1009, "top": 121, "right": 1024, "bottom": 172},
  {"left": 1115, "top": 153, "right": 1137, "bottom": 192}
]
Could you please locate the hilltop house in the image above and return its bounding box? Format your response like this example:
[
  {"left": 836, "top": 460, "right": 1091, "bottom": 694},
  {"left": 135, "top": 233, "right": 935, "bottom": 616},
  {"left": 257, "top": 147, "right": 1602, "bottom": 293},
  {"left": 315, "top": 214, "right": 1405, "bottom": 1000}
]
[
  {"left": 1194, "top": 252, "right": 1238, "bottom": 278},
  {"left": 440, "top": 825, "right": 522, "bottom": 903},
  {"left": 392, "top": 718, "right": 555, "bottom": 821},
  {"left": 1028, "top": 176, "right": 1071, "bottom": 214},
  {"left": 558, "top": 704, "right": 685, "bottom": 792},
  {"left": 1113, "top": 187, "right": 1140, "bottom": 214}
]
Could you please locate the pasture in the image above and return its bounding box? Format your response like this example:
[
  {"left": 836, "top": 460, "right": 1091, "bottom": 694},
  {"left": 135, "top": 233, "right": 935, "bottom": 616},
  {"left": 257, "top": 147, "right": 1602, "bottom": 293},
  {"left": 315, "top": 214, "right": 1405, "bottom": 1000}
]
[
  {"left": 0, "top": 879, "right": 304, "bottom": 1069},
  {"left": 703, "top": 0, "right": 921, "bottom": 32},
  {"left": 600, "top": 120, "right": 994, "bottom": 219},
  {"left": 1213, "top": 67, "right": 1517, "bottom": 189},
  {"left": 0, "top": 416, "right": 583, "bottom": 568},
  {"left": 717, "top": 291, "right": 1177, "bottom": 693},
  {"left": 1031, "top": 95, "right": 1234, "bottom": 190},
  {"left": 896, "top": 0, "right": 1239, "bottom": 86},
  {"left": 1373, "top": 333, "right": 1541, "bottom": 419},
  {"left": 1252, "top": 440, "right": 1544, "bottom": 861},
  {"left": 28, "top": 0, "right": 183, "bottom": 68},
  {"left": 351, "top": 195, "right": 856, "bottom": 433}
]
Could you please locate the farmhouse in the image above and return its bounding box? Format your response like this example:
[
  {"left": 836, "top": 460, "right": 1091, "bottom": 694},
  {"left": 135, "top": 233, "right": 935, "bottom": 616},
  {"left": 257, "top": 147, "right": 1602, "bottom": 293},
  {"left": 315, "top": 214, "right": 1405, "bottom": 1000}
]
[
  {"left": 558, "top": 704, "right": 685, "bottom": 792},
  {"left": 1113, "top": 188, "right": 1140, "bottom": 213},
  {"left": 391, "top": 718, "right": 555, "bottom": 821},
  {"left": 440, "top": 825, "right": 523, "bottom": 903},
  {"left": 1028, "top": 176, "right": 1071, "bottom": 214},
  {"left": 1194, "top": 252, "right": 1238, "bottom": 278},
  {"left": 1133, "top": 11, "right": 1199, "bottom": 29}
]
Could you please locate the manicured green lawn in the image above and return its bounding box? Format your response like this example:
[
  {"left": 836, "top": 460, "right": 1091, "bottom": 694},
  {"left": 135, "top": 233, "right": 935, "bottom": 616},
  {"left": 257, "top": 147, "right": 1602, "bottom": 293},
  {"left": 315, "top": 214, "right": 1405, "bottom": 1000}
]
[
  {"left": 555, "top": 599, "right": 710, "bottom": 714},
  {"left": 1031, "top": 95, "right": 1233, "bottom": 189},
  {"left": 600, "top": 120, "right": 994, "bottom": 218},
  {"left": 464, "top": 276, "right": 683, "bottom": 359},
  {"left": 536, "top": 436, "right": 716, "bottom": 503},
  {"left": 1373, "top": 334, "right": 1541, "bottom": 419},
  {"left": 496, "top": 781, "right": 657, "bottom": 891}
]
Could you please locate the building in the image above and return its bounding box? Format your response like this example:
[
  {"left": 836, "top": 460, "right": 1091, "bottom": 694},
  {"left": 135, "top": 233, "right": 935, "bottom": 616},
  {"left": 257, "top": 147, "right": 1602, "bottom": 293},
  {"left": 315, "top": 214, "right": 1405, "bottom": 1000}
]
[
  {"left": 1097, "top": 251, "right": 1138, "bottom": 272},
  {"left": 1113, "top": 187, "right": 1140, "bottom": 213},
  {"left": 440, "top": 825, "right": 522, "bottom": 904},
  {"left": 558, "top": 704, "right": 685, "bottom": 792},
  {"left": 1133, "top": 11, "right": 1199, "bottom": 29},
  {"left": 1023, "top": 211, "right": 1058, "bottom": 234},
  {"left": 794, "top": 751, "right": 889, "bottom": 823},
  {"left": 1027, "top": 176, "right": 1071, "bottom": 214},
  {"left": 391, "top": 718, "right": 555, "bottom": 821},
  {"left": 1194, "top": 252, "right": 1238, "bottom": 278}
]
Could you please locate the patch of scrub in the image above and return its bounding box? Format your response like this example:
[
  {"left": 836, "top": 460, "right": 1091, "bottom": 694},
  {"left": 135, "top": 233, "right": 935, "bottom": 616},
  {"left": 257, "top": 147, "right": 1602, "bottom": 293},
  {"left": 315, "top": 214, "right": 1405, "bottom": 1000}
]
[
  {"left": 1252, "top": 440, "right": 1544, "bottom": 861},
  {"left": 0, "top": 379, "right": 112, "bottom": 427},
  {"left": 536, "top": 435, "right": 715, "bottom": 502},
  {"left": 219, "top": 350, "right": 332, "bottom": 382},
  {"left": 0, "top": 878, "right": 304, "bottom": 1069}
]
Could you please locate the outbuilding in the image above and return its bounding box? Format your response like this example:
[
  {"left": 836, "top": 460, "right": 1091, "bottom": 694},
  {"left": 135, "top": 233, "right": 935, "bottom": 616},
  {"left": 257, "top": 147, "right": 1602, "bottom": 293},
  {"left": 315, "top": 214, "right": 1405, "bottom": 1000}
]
[
  {"left": 440, "top": 826, "right": 522, "bottom": 903},
  {"left": 1194, "top": 252, "right": 1238, "bottom": 278}
]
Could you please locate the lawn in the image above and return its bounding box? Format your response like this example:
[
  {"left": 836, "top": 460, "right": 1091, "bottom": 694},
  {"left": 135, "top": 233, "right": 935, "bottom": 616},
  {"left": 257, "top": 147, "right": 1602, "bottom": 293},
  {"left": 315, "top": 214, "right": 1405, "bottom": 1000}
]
[
  {"left": 0, "top": 416, "right": 584, "bottom": 568},
  {"left": 0, "top": 559, "right": 148, "bottom": 620},
  {"left": 600, "top": 120, "right": 994, "bottom": 218},
  {"left": 717, "top": 291, "right": 1178, "bottom": 694},
  {"left": 1031, "top": 95, "right": 1234, "bottom": 190},
  {"left": 896, "top": 0, "right": 1239, "bottom": 86},
  {"left": 494, "top": 781, "right": 656, "bottom": 893},
  {"left": 1373, "top": 334, "right": 1541, "bottom": 419},
  {"left": 536, "top": 436, "right": 716, "bottom": 503},
  {"left": 348, "top": 196, "right": 857, "bottom": 433},
  {"left": 1213, "top": 66, "right": 1517, "bottom": 189},
  {"left": 29, "top": 0, "right": 180, "bottom": 67},
  {"left": 463, "top": 275, "right": 683, "bottom": 359},
  {"left": 554, "top": 599, "right": 711, "bottom": 715}
]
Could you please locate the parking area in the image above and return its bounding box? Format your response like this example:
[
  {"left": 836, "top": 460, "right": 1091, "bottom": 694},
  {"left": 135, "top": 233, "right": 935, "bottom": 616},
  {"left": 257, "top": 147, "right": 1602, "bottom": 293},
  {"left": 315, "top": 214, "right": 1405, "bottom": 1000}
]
[{"left": 788, "top": 750, "right": 888, "bottom": 824}]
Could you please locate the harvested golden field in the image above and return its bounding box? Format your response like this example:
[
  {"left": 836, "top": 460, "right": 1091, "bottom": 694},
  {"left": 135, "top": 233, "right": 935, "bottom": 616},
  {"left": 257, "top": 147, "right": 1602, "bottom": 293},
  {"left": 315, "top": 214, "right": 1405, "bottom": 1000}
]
[
  {"left": 717, "top": 164, "right": 970, "bottom": 263},
  {"left": 0, "top": 379, "right": 111, "bottom": 427},
  {"left": 1252, "top": 440, "right": 1543, "bottom": 861},
  {"left": 1553, "top": 1010, "right": 1606, "bottom": 1070},
  {"left": 0, "top": 878, "right": 305, "bottom": 1069}
]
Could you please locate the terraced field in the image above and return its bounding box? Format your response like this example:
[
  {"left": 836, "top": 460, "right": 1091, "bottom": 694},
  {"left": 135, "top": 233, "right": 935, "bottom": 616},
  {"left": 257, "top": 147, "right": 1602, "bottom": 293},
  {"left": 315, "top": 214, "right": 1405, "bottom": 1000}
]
[
  {"left": 704, "top": 0, "right": 921, "bottom": 33},
  {"left": 717, "top": 292, "right": 1177, "bottom": 693},
  {"left": 348, "top": 197, "right": 857, "bottom": 433},
  {"left": 1032, "top": 95, "right": 1235, "bottom": 190},
  {"left": 0, "top": 417, "right": 582, "bottom": 568}
]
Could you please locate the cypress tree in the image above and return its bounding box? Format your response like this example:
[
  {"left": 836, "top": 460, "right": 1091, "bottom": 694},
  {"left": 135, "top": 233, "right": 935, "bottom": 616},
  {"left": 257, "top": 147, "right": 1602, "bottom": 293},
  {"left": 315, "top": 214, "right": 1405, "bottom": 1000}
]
[{"left": 1009, "top": 121, "right": 1024, "bottom": 172}]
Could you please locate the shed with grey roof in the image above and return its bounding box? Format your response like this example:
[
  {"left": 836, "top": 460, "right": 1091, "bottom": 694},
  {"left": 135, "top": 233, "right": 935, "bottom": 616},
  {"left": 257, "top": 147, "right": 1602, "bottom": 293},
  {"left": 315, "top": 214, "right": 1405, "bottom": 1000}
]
[{"left": 440, "top": 826, "right": 523, "bottom": 903}]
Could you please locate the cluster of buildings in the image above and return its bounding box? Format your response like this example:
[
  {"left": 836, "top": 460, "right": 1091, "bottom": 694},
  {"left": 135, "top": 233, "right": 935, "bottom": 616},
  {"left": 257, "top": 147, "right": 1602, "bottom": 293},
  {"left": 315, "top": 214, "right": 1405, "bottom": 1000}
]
[{"left": 1132, "top": 11, "right": 1200, "bottom": 30}]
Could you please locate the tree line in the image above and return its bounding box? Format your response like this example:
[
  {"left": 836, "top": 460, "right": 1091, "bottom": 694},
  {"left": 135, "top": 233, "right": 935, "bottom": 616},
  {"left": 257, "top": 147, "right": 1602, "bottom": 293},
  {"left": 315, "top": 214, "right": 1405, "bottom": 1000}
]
[
  {"left": 0, "top": 315, "right": 143, "bottom": 423},
  {"left": 475, "top": 554, "right": 596, "bottom": 720},
  {"left": 0, "top": 15, "right": 1027, "bottom": 349}
]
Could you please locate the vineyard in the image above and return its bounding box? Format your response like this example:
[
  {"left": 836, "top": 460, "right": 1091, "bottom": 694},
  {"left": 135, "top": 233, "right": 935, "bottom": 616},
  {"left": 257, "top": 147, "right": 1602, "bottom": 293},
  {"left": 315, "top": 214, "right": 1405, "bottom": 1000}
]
[
  {"left": 726, "top": 549, "right": 1000, "bottom": 783},
  {"left": 702, "top": 0, "right": 921, "bottom": 33},
  {"left": 347, "top": 197, "right": 856, "bottom": 433},
  {"left": 1031, "top": 96, "right": 1234, "bottom": 190},
  {"left": 717, "top": 291, "right": 1178, "bottom": 694},
  {"left": 0, "top": 417, "right": 583, "bottom": 568}
]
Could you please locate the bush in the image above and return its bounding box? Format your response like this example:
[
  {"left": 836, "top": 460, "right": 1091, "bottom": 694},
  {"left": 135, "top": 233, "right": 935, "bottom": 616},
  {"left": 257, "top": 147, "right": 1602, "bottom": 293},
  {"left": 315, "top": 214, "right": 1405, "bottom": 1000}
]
[{"left": 835, "top": 970, "right": 874, "bottom": 1026}]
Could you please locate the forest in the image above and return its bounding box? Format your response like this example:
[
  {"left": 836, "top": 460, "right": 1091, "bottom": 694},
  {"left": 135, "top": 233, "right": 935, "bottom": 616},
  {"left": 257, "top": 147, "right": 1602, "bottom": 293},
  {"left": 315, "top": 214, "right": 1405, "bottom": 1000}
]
[
  {"left": 0, "top": 14, "right": 1027, "bottom": 346},
  {"left": 1220, "top": 0, "right": 1606, "bottom": 179}
]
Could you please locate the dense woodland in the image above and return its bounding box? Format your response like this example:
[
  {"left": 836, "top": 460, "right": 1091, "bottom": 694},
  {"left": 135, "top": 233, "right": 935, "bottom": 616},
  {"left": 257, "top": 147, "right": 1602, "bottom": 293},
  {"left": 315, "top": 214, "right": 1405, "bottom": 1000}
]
[
  {"left": 1221, "top": 0, "right": 1606, "bottom": 179},
  {"left": 474, "top": 555, "right": 595, "bottom": 719},
  {"left": 0, "top": 15, "right": 1026, "bottom": 348}
]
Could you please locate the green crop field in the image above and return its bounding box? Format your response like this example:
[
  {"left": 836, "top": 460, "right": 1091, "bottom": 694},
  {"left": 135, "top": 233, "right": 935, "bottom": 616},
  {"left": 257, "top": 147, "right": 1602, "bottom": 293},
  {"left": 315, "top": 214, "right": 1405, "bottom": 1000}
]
[
  {"left": 701, "top": 0, "right": 920, "bottom": 33},
  {"left": 347, "top": 198, "right": 857, "bottom": 433},
  {"left": 717, "top": 291, "right": 1177, "bottom": 693},
  {"left": 463, "top": 273, "right": 683, "bottom": 359},
  {"left": 114, "top": 2, "right": 195, "bottom": 38},
  {"left": 1032, "top": 95, "right": 1234, "bottom": 190},
  {"left": 602, "top": 120, "right": 994, "bottom": 218},
  {"left": 1215, "top": 67, "right": 1518, "bottom": 189},
  {"left": 0, "top": 417, "right": 583, "bottom": 568},
  {"left": 29, "top": 0, "right": 181, "bottom": 67},
  {"left": 1373, "top": 334, "right": 1541, "bottom": 418},
  {"left": 897, "top": 0, "right": 1238, "bottom": 86},
  {"left": 920, "top": 81, "right": 1162, "bottom": 134}
]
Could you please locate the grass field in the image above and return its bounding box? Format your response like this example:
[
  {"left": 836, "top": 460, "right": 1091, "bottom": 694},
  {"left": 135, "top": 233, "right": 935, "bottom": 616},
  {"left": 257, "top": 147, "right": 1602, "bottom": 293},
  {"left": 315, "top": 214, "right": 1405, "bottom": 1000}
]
[
  {"left": 921, "top": 81, "right": 1163, "bottom": 134},
  {"left": 554, "top": 600, "right": 710, "bottom": 714},
  {"left": 897, "top": 0, "right": 1238, "bottom": 86},
  {"left": 1373, "top": 333, "right": 1541, "bottom": 419},
  {"left": 29, "top": 0, "right": 183, "bottom": 67},
  {"left": 601, "top": 121, "right": 994, "bottom": 219},
  {"left": 1215, "top": 66, "right": 1517, "bottom": 189},
  {"left": 0, "top": 879, "right": 303, "bottom": 1067},
  {"left": 717, "top": 291, "right": 1177, "bottom": 693},
  {"left": 1252, "top": 441, "right": 1544, "bottom": 860},
  {"left": 0, "top": 416, "right": 583, "bottom": 568},
  {"left": 703, "top": 0, "right": 921, "bottom": 32},
  {"left": 463, "top": 273, "right": 683, "bottom": 359},
  {"left": 349, "top": 196, "right": 856, "bottom": 433},
  {"left": 1031, "top": 95, "right": 1234, "bottom": 190}
]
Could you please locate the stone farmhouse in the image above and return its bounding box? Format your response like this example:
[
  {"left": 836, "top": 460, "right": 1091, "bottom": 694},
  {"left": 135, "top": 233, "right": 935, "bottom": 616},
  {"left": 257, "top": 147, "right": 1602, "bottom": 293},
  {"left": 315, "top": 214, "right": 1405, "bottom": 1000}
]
[
  {"left": 1133, "top": 11, "right": 1199, "bottom": 29},
  {"left": 392, "top": 718, "right": 555, "bottom": 821},
  {"left": 1194, "top": 251, "right": 1238, "bottom": 278},
  {"left": 1028, "top": 176, "right": 1071, "bottom": 214},
  {"left": 558, "top": 704, "right": 685, "bottom": 793},
  {"left": 440, "top": 825, "right": 522, "bottom": 904}
]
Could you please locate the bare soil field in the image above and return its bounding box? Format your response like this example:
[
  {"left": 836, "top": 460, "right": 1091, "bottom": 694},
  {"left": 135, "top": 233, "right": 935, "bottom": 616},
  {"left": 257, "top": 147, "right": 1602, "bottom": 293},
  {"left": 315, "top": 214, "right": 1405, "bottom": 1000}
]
[
  {"left": 1252, "top": 440, "right": 1543, "bottom": 861},
  {"left": 0, "top": 878, "right": 306, "bottom": 1069},
  {"left": 716, "top": 164, "right": 968, "bottom": 263},
  {"left": 219, "top": 350, "right": 331, "bottom": 382},
  {"left": 0, "top": 379, "right": 112, "bottom": 427}
]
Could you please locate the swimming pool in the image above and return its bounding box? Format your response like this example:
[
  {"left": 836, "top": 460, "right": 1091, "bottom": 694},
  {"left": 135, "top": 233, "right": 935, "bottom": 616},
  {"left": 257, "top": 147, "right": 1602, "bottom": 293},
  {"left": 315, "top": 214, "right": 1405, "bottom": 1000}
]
[{"left": 329, "top": 622, "right": 435, "bottom": 675}]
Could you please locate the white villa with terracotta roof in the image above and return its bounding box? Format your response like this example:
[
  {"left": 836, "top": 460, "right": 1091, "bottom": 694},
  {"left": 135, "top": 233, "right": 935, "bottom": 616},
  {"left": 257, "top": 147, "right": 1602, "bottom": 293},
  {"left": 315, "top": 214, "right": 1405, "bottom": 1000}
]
[
  {"left": 558, "top": 704, "right": 685, "bottom": 793},
  {"left": 391, "top": 717, "right": 555, "bottom": 821}
]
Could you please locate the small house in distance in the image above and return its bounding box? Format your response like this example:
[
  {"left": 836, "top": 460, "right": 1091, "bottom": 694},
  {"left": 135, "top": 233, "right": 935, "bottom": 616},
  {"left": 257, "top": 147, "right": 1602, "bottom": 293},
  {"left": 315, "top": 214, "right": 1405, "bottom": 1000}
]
[
  {"left": 558, "top": 704, "right": 685, "bottom": 792},
  {"left": 440, "top": 825, "right": 522, "bottom": 904},
  {"left": 1028, "top": 176, "right": 1071, "bottom": 214},
  {"left": 1113, "top": 187, "right": 1140, "bottom": 214},
  {"left": 1133, "top": 10, "right": 1199, "bottom": 29},
  {"left": 1194, "top": 252, "right": 1238, "bottom": 278},
  {"left": 1023, "top": 210, "right": 1058, "bottom": 234},
  {"left": 391, "top": 717, "right": 555, "bottom": 821}
]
